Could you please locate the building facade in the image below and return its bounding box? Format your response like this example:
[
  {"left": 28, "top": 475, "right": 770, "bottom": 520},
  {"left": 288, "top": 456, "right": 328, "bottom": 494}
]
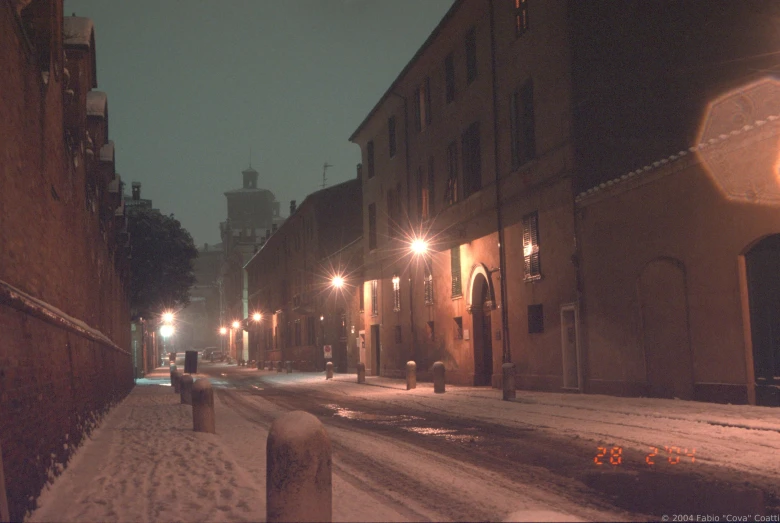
[
  {"left": 348, "top": 0, "right": 780, "bottom": 404},
  {"left": 244, "top": 177, "right": 363, "bottom": 371},
  {"left": 0, "top": 2, "right": 133, "bottom": 519}
]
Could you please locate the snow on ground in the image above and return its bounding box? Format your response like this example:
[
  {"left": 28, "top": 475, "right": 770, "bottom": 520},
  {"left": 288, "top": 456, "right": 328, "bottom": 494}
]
[{"left": 26, "top": 366, "right": 780, "bottom": 522}]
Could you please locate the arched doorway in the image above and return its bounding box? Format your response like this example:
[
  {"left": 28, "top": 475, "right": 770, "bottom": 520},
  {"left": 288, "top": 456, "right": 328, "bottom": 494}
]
[
  {"left": 472, "top": 273, "right": 493, "bottom": 386},
  {"left": 638, "top": 258, "right": 694, "bottom": 399},
  {"left": 745, "top": 234, "right": 780, "bottom": 406}
]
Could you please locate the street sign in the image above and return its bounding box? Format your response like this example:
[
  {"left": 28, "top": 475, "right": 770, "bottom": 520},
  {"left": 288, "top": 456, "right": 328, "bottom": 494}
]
[{"left": 323, "top": 345, "right": 332, "bottom": 359}]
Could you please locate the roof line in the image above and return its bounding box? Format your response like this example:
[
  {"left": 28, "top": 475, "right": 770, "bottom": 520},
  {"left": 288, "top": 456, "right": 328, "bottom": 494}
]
[
  {"left": 575, "top": 115, "right": 780, "bottom": 202},
  {"left": 348, "top": 0, "right": 463, "bottom": 142}
]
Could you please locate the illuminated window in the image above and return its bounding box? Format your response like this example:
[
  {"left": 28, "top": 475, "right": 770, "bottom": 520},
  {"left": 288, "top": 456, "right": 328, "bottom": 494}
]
[
  {"left": 414, "top": 77, "right": 432, "bottom": 132},
  {"left": 522, "top": 211, "right": 541, "bottom": 281},
  {"left": 465, "top": 27, "right": 477, "bottom": 84},
  {"left": 424, "top": 265, "right": 434, "bottom": 305},
  {"left": 515, "top": 0, "right": 529, "bottom": 36},
  {"left": 371, "top": 280, "right": 378, "bottom": 316},
  {"left": 392, "top": 274, "right": 401, "bottom": 312},
  {"left": 451, "top": 246, "right": 462, "bottom": 298}
]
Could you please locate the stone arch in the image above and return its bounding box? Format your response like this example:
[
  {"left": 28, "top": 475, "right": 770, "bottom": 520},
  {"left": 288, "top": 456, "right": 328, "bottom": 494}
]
[{"left": 467, "top": 263, "right": 496, "bottom": 311}]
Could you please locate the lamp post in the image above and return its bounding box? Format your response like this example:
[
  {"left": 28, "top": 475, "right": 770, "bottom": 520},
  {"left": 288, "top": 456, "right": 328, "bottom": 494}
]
[
  {"left": 252, "top": 313, "right": 262, "bottom": 363},
  {"left": 409, "top": 238, "right": 429, "bottom": 363},
  {"left": 231, "top": 320, "right": 240, "bottom": 362}
]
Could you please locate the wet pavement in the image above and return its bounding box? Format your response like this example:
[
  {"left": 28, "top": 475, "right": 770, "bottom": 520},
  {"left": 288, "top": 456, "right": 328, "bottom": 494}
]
[{"left": 201, "top": 364, "right": 780, "bottom": 521}]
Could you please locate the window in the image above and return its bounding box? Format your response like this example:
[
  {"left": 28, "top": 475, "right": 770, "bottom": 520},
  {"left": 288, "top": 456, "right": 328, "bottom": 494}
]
[
  {"left": 444, "top": 53, "right": 455, "bottom": 103},
  {"left": 515, "top": 0, "right": 529, "bottom": 36},
  {"left": 368, "top": 203, "right": 377, "bottom": 250},
  {"left": 528, "top": 304, "right": 544, "bottom": 333},
  {"left": 522, "top": 211, "right": 541, "bottom": 281},
  {"left": 465, "top": 27, "right": 477, "bottom": 84},
  {"left": 367, "top": 140, "right": 375, "bottom": 178},
  {"left": 387, "top": 189, "right": 396, "bottom": 239},
  {"left": 461, "top": 122, "right": 481, "bottom": 198},
  {"left": 424, "top": 265, "right": 434, "bottom": 305},
  {"left": 446, "top": 141, "right": 459, "bottom": 205},
  {"left": 454, "top": 317, "right": 463, "bottom": 340},
  {"left": 388, "top": 116, "right": 397, "bottom": 158},
  {"left": 371, "top": 280, "right": 378, "bottom": 316},
  {"left": 426, "top": 321, "right": 436, "bottom": 341},
  {"left": 20, "top": 0, "right": 53, "bottom": 73},
  {"left": 307, "top": 316, "right": 316, "bottom": 345},
  {"left": 359, "top": 282, "right": 365, "bottom": 312},
  {"left": 417, "top": 166, "right": 429, "bottom": 220},
  {"left": 451, "top": 246, "right": 462, "bottom": 297},
  {"left": 511, "top": 79, "right": 536, "bottom": 168},
  {"left": 392, "top": 274, "right": 401, "bottom": 312},
  {"left": 413, "top": 78, "right": 432, "bottom": 132},
  {"left": 294, "top": 319, "right": 301, "bottom": 346},
  {"left": 395, "top": 325, "right": 402, "bottom": 344}
]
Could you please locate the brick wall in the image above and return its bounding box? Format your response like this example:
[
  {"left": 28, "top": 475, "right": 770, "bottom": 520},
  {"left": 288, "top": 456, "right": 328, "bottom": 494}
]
[{"left": 0, "top": 3, "right": 133, "bottom": 520}]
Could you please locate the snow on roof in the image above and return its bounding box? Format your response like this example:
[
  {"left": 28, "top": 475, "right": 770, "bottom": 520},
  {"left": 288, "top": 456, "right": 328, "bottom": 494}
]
[
  {"left": 99, "top": 140, "right": 114, "bottom": 163},
  {"left": 63, "top": 17, "right": 94, "bottom": 48},
  {"left": 86, "top": 91, "right": 107, "bottom": 117},
  {"left": 575, "top": 115, "right": 780, "bottom": 202}
]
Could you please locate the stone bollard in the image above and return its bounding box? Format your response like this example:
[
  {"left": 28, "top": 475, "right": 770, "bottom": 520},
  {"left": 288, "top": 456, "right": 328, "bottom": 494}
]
[
  {"left": 180, "top": 374, "right": 194, "bottom": 405},
  {"left": 266, "top": 411, "right": 331, "bottom": 523},
  {"left": 432, "top": 361, "right": 445, "bottom": 393},
  {"left": 169, "top": 364, "right": 177, "bottom": 387},
  {"left": 286, "top": 361, "right": 292, "bottom": 373},
  {"left": 356, "top": 362, "right": 365, "bottom": 384},
  {"left": 406, "top": 361, "right": 417, "bottom": 390},
  {"left": 192, "top": 378, "right": 215, "bottom": 434},
  {"left": 502, "top": 362, "right": 516, "bottom": 401},
  {"left": 173, "top": 369, "right": 183, "bottom": 393},
  {"left": 325, "top": 361, "right": 333, "bottom": 380}
]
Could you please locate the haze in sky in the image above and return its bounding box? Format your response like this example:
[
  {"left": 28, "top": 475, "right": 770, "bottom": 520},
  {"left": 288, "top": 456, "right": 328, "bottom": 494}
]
[{"left": 63, "top": 0, "right": 456, "bottom": 246}]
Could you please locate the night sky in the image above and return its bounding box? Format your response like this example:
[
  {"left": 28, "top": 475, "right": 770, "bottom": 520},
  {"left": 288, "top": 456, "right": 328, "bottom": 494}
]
[{"left": 63, "top": 0, "right": 455, "bottom": 247}]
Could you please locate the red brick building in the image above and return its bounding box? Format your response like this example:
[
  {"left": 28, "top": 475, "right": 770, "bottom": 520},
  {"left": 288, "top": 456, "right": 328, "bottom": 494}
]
[
  {"left": 348, "top": 0, "right": 780, "bottom": 403},
  {"left": 244, "top": 177, "right": 362, "bottom": 371},
  {"left": 0, "top": 2, "right": 133, "bottom": 519}
]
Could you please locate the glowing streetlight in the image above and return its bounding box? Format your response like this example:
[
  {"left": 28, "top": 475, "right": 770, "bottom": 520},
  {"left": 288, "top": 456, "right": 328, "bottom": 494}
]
[
  {"left": 162, "top": 311, "right": 174, "bottom": 324},
  {"left": 160, "top": 324, "right": 175, "bottom": 338},
  {"left": 331, "top": 275, "right": 344, "bottom": 289},
  {"left": 410, "top": 238, "right": 428, "bottom": 255},
  {"left": 232, "top": 320, "right": 240, "bottom": 329},
  {"left": 219, "top": 327, "right": 227, "bottom": 335},
  {"left": 252, "top": 312, "right": 262, "bottom": 322}
]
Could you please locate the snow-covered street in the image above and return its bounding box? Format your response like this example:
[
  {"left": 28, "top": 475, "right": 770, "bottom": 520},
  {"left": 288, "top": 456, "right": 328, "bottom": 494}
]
[{"left": 26, "top": 364, "right": 780, "bottom": 522}]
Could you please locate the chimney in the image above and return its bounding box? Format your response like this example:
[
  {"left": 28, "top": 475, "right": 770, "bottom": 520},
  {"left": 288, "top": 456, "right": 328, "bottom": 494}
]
[
  {"left": 272, "top": 223, "right": 278, "bottom": 233},
  {"left": 290, "top": 200, "right": 297, "bottom": 214},
  {"left": 131, "top": 182, "right": 141, "bottom": 201},
  {"left": 356, "top": 163, "right": 363, "bottom": 182}
]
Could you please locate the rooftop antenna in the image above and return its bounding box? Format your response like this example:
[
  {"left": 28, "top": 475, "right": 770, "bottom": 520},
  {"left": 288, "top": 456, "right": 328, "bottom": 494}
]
[{"left": 321, "top": 162, "right": 333, "bottom": 189}]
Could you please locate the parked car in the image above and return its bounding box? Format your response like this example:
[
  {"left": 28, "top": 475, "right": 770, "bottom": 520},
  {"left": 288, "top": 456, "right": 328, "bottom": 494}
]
[{"left": 203, "top": 347, "right": 225, "bottom": 362}]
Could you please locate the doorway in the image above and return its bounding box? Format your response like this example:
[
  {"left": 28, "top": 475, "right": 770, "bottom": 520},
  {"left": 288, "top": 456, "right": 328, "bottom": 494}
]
[
  {"left": 371, "top": 324, "right": 381, "bottom": 376},
  {"left": 472, "top": 274, "right": 493, "bottom": 386},
  {"left": 560, "top": 304, "right": 581, "bottom": 390},
  {"left": 745, "top": 234, "right": 780, "bottom": 406}
]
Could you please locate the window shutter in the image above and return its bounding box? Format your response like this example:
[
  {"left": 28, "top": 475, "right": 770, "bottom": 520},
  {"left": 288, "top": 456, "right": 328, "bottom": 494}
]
[{"left": 451, "top": 246, "right": 462, "bottom": 297}]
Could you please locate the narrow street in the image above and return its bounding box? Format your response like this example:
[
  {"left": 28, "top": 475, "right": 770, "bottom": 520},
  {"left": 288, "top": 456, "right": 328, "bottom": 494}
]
[{"left": 200, "top": 364, "right": 780, "bottom": 522}]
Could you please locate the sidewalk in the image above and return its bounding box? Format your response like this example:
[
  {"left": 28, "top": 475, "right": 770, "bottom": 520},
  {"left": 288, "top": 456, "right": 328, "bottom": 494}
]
[{"left": 25, "top": 366, "right": 780, "bottom": 522}]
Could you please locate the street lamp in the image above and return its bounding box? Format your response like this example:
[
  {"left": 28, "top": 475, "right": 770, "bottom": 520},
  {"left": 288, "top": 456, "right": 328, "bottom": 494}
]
[
  {"left": 162, "top": 311, "right": 175, "bottom": 324},
  {"left": 252, "top": 312, "right": 262, "bottom": 322},
  {"left": 409, "top": 236, "right": 429, "bottom": 363},
  {"left": 331, "top": 275, "right": 344, "bottom": 289}
]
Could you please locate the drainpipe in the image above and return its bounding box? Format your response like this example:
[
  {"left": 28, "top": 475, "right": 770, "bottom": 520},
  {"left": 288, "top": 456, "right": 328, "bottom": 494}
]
[
  {"left": 489, "top": 0, "right": 511, "bottom": 364},
  {"left": 390, "top": 90, "right": 416, "bottom": 363}
]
